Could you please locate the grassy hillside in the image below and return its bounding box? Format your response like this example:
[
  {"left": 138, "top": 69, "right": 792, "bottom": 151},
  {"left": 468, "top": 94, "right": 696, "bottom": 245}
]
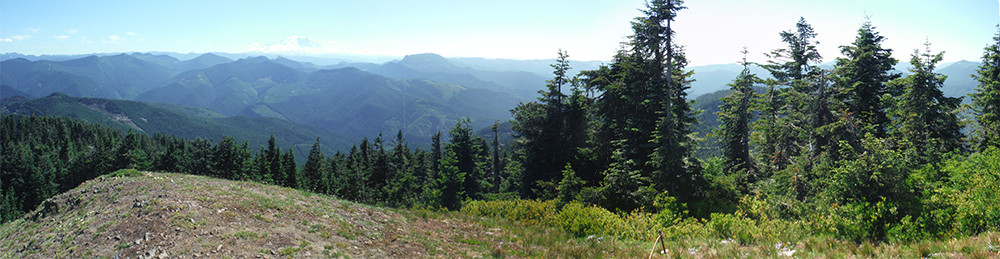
[{"left": 0, "top": 171, "right": 651, "bottom": 258}]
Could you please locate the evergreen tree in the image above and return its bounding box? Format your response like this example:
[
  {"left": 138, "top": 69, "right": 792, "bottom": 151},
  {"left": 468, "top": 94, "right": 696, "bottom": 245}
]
[
  {"left": 211, "top": 136, "right": 244, "bottom": 179},
  {"left": 185, "top": 138, "right": 213, "bottom": 176},
  {"left": 251, "top": 147, "right": 269, "bottom": 182},
  {"left": 448, "top": 118, "right": 485, "bottom": 199},
  {"left": 764, "top": 17, "right": 823, "bottom": 83},
  {"left": 511, "top": 101, "right": 549, "bottom": 197},
  {"left": 556, "top": 163, "right": 585, "bottom": 207},
  {"left": 430, "top": 131, "right": 442, "bottom": 178},
  {"left": 491, "top": 121, "right": 502, "bottom": 193},
  {"left": 716, "top": 49, "right": 759, "bottom": 189},
  {"left": 597, "top": 142, "right": 654, "bottom": 212},
  {"left": 971, "top": 25, "right": 1000, "bottom": 151},
  {"left": 283, "top": 149, "right": 297, "bottom": 188},
  {"left": 387, "top": 130, "right": 418, "bottom": 207},
  {"left": 266, "top": 135, "right": 283, "bottom": 185},
  {"left": 642, "top": 0, "right": 703, "bottom": 204},
  {"left": 326, "top": 152, "right": 346, "bottom": 195},
  {"left": 757, "top": 17, "right": 829, "bottom": 201},
  {"left": 302, "top": 137, "right": 326, "bottom": 192},
  {"left": 758, "top": 17, "right": 824, "bottom": 173},
  {"left": 834, "top": 20, "right": 900, "bottom": 138},
  {"left": 370, "top": 133, "right": 390, "bottom": 201},
  {"left": 434, "top": 149, "right": 465, "bottom": 210},
  {"left": 511, "top": 50, "right": 577, "bottom": 198},
  {"left": 890, "top": 41, "right": 965, "bottom": 161}
]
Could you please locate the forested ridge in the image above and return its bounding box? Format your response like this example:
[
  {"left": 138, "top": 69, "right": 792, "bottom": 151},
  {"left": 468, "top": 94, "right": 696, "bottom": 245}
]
[{"left": 4, "top": 0, "right": 1000, "bottom": 247}]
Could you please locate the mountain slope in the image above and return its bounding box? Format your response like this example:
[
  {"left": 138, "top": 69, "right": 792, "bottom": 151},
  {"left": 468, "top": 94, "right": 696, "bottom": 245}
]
[
  {"left": 174, "top": 53, "right": 233, "bottom": 72},
  {"left": 262, "top": 67, "right": 523, "bottom": 143},
  {"left": 139, "top": 57, "right": 524, "bottom": 142},
  {"left": 0, "top": 54, "right": 177, "bottom": 99},
  {"left": 0, "top": 172, "right": 505, "bottom": 258},
  {"left": 136, "top": 56, "right": 306, "bottom": 115},
  {"left": 938, "top": 60, "right": 980, "bottom": 101},
  {"left": 0, "top": 93, "right": 352, "bottom": 156},
  {"left": 367, "top": 53, "right": 549, "bottom": 98}
]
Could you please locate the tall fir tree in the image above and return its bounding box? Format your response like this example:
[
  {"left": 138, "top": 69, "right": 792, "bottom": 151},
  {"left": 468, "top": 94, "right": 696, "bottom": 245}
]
[
  {"left": 448, "top": 118, "right": 485, "bottom": 199},
  {"left": 434, "top": 149, "right": 465, "bottom": 210},
  {"left": 491, "top": 121, "right": 502, "bottom": 193},
  {"left": 759, "top": 17, "right": 826, "bottom": 201},
  {"left": 510, "top": 50, "right": 577, "bottom": 198},
  {"left": 282, "top": 149, "right": 297, "bottom": 188},
  {"left": 716, "top": 48, "right": 759, "bottom": 190},
  {"left": 266, "top": 135, "right": 283, "bottom": 185},
  {"left": 834, "top": 20, "right": 900, "bottom": 138},
  {"left": 759, "top": 17, "right": 824, "bottom": 167},
  {"left": 971, "top": 25, "right": 1000, "bottom": 151},
  {"left": 890, "top": 41, "right": 965, "bottom": 161},
  {"left": 302, "top": 137, "right": 326, "bottom": 192},
  {"left": 644, "top": 0, "right": 703, "bottom": 203}
]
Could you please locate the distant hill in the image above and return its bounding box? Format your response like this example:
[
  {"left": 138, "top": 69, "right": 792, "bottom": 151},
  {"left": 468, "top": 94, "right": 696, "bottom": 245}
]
[
  {"left": 364, "top": 53, "right": 549, "bottom": 98},
  {"left": 0, "top": 85, "right": 30, "bottom": 99},
  {"left": 937, "top": 60, "right": 980, "bottom": 101},
  {"left": 173, "top": 53, "right": 234, "bottom": 72},
  {"left": 136, "top": 56, "right": 306, "bottom": 115},
  {"left": 0, "top": 93, "right": 352, "bottom": 158},
  {"left": 137, "top": 57, "right": 524, "bottom": 143},
  {"left": 0, "top": 53, "right": 235, "bottom": 100},
  {"left": 0, "top": 55, "right": 177, "bottom": 99}
]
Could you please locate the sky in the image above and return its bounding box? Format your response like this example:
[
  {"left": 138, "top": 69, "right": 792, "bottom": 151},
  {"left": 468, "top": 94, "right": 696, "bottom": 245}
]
[{"left": 1, "top": 0, "right": 998, "bottom": 66}]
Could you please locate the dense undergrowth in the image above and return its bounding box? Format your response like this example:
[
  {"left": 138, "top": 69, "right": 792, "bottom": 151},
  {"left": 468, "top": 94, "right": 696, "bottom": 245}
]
[{"left": 469, "top": 148, "right": 1000, "bottom": 241}]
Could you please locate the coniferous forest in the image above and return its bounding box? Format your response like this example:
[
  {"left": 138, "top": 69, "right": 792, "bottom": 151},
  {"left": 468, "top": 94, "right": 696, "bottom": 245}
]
[{"left": 4, "top": 0, "right": 1000, "bottom": 246}]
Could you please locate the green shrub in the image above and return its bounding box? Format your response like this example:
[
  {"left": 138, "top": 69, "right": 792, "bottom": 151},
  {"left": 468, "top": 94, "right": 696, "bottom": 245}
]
[
  {"left": 708, "top": 213, "right": 759, "bottom": 244},
  {"left": 555, "top": 202, "right": 619, "bottom": 237},
  {"left": 461, "top": 199, "right": 558, "bottom": 225},
  {"left": 940, "top": 148, "right": 1000, "bottom": 235},
  {"left": 463, "top": 199, "right": 662, "bottom": 240}
]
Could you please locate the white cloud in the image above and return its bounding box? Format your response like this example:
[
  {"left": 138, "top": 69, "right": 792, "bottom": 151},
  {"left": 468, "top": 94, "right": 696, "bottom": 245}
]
[
  {"left": 54, "top": 35, "right": 70, "bottom": 40},
  {"left": 245, "top": 36, "right": 340, "bottom": 54},
  {"left": 26, "top": 27, "right": 39, "bottom": 33},
  {"left": 11, "top": 35, "right": 29, "bottom": 41},
  {"left": 0, "top": 38, "right": 12, "bottom": 42},
  {"left": 125, "top": 32, "right": 138, "bottom": 36},
  {"left": 104, "top": 35, "right": 122, "bottom": 43},
  {"left": 68, "top": 29, "right": 78, "bottom": 34}
]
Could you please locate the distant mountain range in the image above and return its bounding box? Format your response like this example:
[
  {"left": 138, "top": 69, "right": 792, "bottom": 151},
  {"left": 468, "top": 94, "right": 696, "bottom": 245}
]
[
  {"left": 1, "top": 52, "right": 530, "bottom": 149},
  {"left": 0, "top": 51, "right": 984, "bottom": 153},
  {"left": 0, "top": 93, "right": 352, "bottom": 161}
]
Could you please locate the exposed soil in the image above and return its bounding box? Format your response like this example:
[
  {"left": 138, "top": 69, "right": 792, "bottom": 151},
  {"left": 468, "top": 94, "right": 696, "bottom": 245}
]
[{"left": 0, "top": 172, "right": 505, "bottom": 258}]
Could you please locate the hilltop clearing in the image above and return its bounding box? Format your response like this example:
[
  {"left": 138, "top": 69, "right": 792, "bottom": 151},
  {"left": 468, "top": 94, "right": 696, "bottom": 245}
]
[{"left": 1, "top": 171, "right": 637, "bottom": 258}]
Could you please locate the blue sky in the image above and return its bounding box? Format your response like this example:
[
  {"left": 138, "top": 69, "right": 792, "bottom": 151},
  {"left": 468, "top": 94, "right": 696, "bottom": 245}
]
[{"left": 1, "top": 0, "right": 998, "bottom": 65}]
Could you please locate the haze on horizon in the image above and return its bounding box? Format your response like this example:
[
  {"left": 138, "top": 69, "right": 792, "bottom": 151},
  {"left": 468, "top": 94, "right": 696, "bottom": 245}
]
[{"left": 1, "top": 0, "right": 997, "bottom": 66}]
